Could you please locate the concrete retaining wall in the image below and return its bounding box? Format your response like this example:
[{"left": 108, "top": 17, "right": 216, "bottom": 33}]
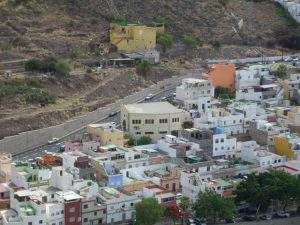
[
  {"left": 207, "top": 53, "right": 300, "bottom": 65},
  {"left": 0, "top": 74, "right": 197, "bottom": 155}
]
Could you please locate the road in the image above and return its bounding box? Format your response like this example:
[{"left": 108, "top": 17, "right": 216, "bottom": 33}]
[
  {"left": 234, "top": 216, "right": 300, "bottom": 225},
  {"left": 13, "top": 87, "right": 176, "bottom": 161}
]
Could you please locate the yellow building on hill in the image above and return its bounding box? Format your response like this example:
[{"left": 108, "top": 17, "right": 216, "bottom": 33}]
[
  {"left": 274, "top": 136, "right": 296, "bottom": 160},
  {"left": 110, "top": 23, "right": 157, "bottom": 52}
]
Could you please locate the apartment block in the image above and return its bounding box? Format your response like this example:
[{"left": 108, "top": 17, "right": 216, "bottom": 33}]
[{"left": 121, "top": 102, "right": 189, "bottom": 141}]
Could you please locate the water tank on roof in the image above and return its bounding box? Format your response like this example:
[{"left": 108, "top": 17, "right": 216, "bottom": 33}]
[{"left": 214, "top": 127, "right": 224, "bottom": 135}]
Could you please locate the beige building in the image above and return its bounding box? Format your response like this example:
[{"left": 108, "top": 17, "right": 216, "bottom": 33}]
[
  {"left": 121, "top": 102, "right": 189, "bottom": 141},
  {"left": 0, "top": 153, "right": 12, "bottom": 183},
  {"left": 288, "top": 107, "right": 300, "bottom": 126},
  {"left": 87, "top": 122, "right": 125, "bottom": 147}
]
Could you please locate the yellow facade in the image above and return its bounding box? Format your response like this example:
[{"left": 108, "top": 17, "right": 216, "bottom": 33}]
[
  {"left": 87, "top": 124, "right": 125, "bottom": 147},
  {"left": 274, "top": 137, "right": 295, "bottom": 160},
  {"left": 110, "top": 23, "right": 157, "bottom": 52}
]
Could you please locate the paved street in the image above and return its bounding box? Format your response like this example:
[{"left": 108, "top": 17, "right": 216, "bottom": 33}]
[{"left": 235, "top": 216, "right": 300, "bottom": 225}]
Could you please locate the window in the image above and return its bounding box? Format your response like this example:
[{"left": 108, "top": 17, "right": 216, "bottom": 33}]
[
  {"left": 233, "top": 120, "right": 236, "bottom": 124},
  {"left": 39, "top": 221, "right": 43, "bottom": 224},
  {"left": 94, "top": 211, "right": 97, "bottom": 216},
  {"left": 215, "top": 139, "right": 219, "bottom": 143},
  {"left": 69, "top": 207, "right": 75, "bottom": 213},
  {"left": 84, "top": 218, "right": 88, "bottom": 222},
  {"left": 52, "top": 223, "right": 55, "bottom": 225},
  {"left": 159, "top": 119, "right": 168, "bottom": 123},
  {"left": 166, "top": 184, "right": 169, "bottom": 189},
  {"left": 145, "top": 132, "right": 154, "bottom": 135},
  {"left": 132, "top": 120, "right": 141, "bottom": 124},
  {"left": 172, "top": 118, "right": 179, "bottom": 123},
  {"left": 69, "top": 217, "right": 75, "bottom": 222},
  {"left": 220, "top": 138, "right": 224, "bottom": 143},
  {"left": 61, "top": 210, "right": 64, "bottom": 214},
  {"left": 145, "top": 119, "right": 154, "bottom": 124},
  {"left": 131, "top": 202, "right": 134, "bottom": 206},
  {"left": 84, "top": 204, "right": 88, "bottom": 209},
  {"left": 159, "top": 131, "right": 168, "bottom": 134},
  {"left": 136, "top": 132, "right": 141, "bottom": 135},
  {"left": 59, "top": 222, "right": 63, "bottom": 225}
]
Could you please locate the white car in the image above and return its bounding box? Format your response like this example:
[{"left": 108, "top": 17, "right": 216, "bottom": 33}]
[
  {"left": 145, "top": 94, "right": 154, "bottom": 100},
  {"left": 48, "top": 138, "right": 59, "bottom": 145}
]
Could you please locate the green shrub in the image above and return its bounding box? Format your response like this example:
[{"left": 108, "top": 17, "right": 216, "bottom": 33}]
[
  {"left": 25, "top": 57, "right": 70, "bottom": 77},
  {"left": 218, "top": 0, "right": 230, "bottom": 7},
  {"left": 0, "top": 84, "right": 55, "bottom": 105},
  {"left": 182, "top": 35, "right": 199, "bottom": 48},
  {"left": 137, "top": 136, "right": 152, "bottom": 145},
  {"left": 157, "top": 33, "right": 174, "bottom": 52},
  {"left": 136, "top": 60, "right": 152, "bottom": 76},
  {"left": 275, "top": 64, "right": 288, "bottom": 79},
  {"left": 182, "top": 121, "right": 193, "bottom": 129}
]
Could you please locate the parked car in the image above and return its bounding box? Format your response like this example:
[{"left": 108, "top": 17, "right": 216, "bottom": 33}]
[
  {"left": 274, "top": 211, "right": 290, "bottom": 218},
  {"left": 259, "top": 214, "right": 272, "bottom": 220},
  {"left": 48, "top": 137, "right": 59, "bottom": 145},
  {"left": 161, "top": 96, "right": 167, "bottom": 101},
  {"left": 108, "top": 111, "right": 118, "bottom": 117},
  {"left": 145, "top": 94, "right": 154, "bottom": 100},
  {"left": 242, "top": 215, "right": 256, "bottom": 221},
  {"left": 187, "top": 218, "right": 195, "bottom": 225}
]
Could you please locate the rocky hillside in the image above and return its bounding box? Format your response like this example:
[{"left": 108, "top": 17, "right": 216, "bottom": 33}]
[{"left": 0, "top": 0, "right": 299, "bottom": 60}]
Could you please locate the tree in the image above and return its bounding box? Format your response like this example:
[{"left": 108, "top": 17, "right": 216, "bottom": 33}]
[
  {"left": 157, "top": 33, "right": 174, "bottom": 53},
  {"left": 135, "top": 198, "right": 162, "bottom": 225},
  {"left": 136, "top": 60, "right": 151, "bottom": 76},
  {"left": 214, "top": 87, "right": 234, "bottom": 99},
  {"left": 179, "top": 196, "right": 191, "bottom": 225},
  {"left": 194, "top": 192, "right": 236, "bottom": 224},
  {"left": 54, "top": 60, "right": 71, "bottom": 77},
  {"left": 137, "top": 136, "right": 152, "bottom": 145},
  {"left": 275, "top": 64, "right": 288, "bottom": 79},
  {"left": 235, "top": 171, "right": 300, "bottom": 216},
  {"left": 264, "top": 170, "right": 300, "bottom": 211},
  {"left": 235, "top": 173, "right": 271, "bottom": 217},
  {"left": 165, "top": 203, "right": 182, "bottom": 224},
  {"left": 25, "top": 59, "right": 42, "bottom": 72},
  {"left": 182, "top": 121, "right": 193, "bottom": 129}
]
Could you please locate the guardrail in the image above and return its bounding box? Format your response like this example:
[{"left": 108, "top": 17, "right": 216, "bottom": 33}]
[{"left": 207, "top": 53, "right": 300, "bottom": 65}]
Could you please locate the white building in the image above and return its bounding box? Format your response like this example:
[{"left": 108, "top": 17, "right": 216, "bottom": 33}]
[
  {"left": 237, "top": 84, "right": 284, "bottom": 106},
  {"left": 194, "top": 108, "right": 244, "bottom": 135},
  {"left": 176, "top": 78, "right": 214, "bottom": 110},
  {"left": 98, "top": 187, "right": 139, "bottom": 224},
  {"left": 156, "top": 135, "right": 200, "bottom": 158},
  {"left": 235, "top": 65, "right": 265, "bottom": 90},
  {"left": 241, "top": 145, "right": 285, "bottom": 167},
  {"left": 121, "top": 102, "right": 190, "bottom": 141},
  {"left": 212, "top": 133, "right": 237, "bottom": 158}
]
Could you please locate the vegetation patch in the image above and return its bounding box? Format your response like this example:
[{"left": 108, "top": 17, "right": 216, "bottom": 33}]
[
  {"left": 0, "top": 80, "right": 55, "bottom": 105},
  {"left": 25, "top": 57, "right": 71, "bottom": 78}
]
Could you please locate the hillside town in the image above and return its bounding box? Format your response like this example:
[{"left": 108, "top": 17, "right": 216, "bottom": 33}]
[
  {"left": 0, "top": 1, "right": 300, "bottom": 225},
  {"left": 0, "top": 57, "right": 300, "bottom": 225}
]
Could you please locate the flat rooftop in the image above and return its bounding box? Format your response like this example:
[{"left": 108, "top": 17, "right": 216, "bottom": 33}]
[{"left": 123, "top": 102, "right": 185, "bottom": 114}]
